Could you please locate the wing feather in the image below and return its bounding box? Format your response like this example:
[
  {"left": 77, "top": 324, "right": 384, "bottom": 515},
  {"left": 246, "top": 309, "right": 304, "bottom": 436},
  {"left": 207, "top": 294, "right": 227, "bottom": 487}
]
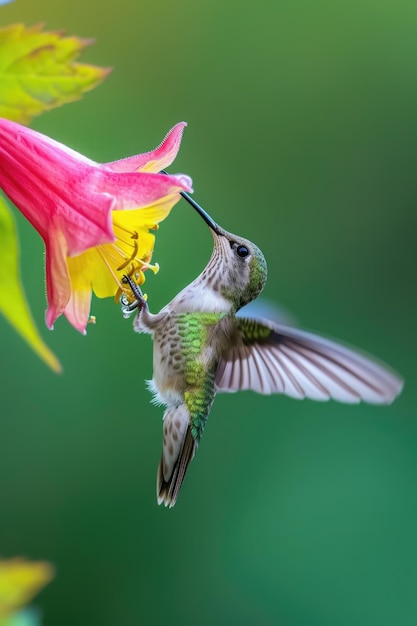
[
  {"left": 215, "top": 318, "right": 403, "bottom": 405},
  {"left": 278, "top": 344, "right": 331, "bottom": 400}
]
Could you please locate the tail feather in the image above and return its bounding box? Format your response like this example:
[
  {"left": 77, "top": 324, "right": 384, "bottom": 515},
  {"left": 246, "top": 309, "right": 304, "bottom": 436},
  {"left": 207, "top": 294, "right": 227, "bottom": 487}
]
[
  {"left": 157, "top": 428, "right": 196, "bottom": 507},
  {"left": 157, "top": 404, "right": 197, "bottom": 508}
]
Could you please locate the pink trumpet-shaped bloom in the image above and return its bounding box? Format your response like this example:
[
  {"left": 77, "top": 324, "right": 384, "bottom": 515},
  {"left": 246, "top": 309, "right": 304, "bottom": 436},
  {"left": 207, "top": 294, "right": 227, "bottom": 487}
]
[{"left": 0, "top": 119, "right": 192, "bottom": 332}]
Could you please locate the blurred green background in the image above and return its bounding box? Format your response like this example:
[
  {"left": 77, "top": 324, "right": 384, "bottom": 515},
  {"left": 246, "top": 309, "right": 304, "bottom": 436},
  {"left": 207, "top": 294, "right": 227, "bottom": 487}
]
[{"left": 1, "top": 1, "right": 416, "bottom": 625}]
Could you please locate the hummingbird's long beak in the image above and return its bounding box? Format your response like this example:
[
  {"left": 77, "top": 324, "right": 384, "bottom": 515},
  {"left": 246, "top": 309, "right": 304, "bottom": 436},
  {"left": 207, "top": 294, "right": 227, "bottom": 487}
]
[
  {"left": 179, "top": 189, "right": 222, "bottom": 234},
  {"left": 161, "top": 170, "right": 221, "bottom": 234}
]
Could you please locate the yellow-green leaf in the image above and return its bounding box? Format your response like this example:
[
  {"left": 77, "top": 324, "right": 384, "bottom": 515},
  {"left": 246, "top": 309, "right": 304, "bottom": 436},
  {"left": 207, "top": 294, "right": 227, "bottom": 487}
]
[
  {"left": 0, "top": 23, "right": 111, "bottom": 124},
  {"left": 0, "top": 196, "right": 62, "bottom": 372},
  {"left": 0, "top": 558, "right": 54, "bottom": 618}
]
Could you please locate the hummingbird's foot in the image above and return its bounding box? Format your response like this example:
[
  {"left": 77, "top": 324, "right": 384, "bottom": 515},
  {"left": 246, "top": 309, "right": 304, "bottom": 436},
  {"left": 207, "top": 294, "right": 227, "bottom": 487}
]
[{"left": 120, "top": 275, "right": 147, "bottom": 318}]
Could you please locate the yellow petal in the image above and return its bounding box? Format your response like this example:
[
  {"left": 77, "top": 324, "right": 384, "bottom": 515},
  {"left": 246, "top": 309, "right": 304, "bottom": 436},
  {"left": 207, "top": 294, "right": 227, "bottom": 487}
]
[
  {"left": 67, "top": 247, "right": 116, "bottom": 300},
  {"left": 67, "top": 210, "right": 159, "bottom": 300},
  {"left": 112, "top": 197, "right": 181, "bottom": 227}
]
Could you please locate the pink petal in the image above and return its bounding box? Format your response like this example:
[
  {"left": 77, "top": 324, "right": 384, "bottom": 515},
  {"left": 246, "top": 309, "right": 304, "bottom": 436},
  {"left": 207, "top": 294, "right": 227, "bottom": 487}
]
[
  {"left": 104, "top": 122, "right": 187, "bottom": 173},
  {"left": 98, "top": 171, "right": 192, "bottom": 210},
  {"left": 64, "top": 289, "right": 92, "bottom": 335},
  {"left": 44, "top": 227, "right": 72, "bottom": 330},
  {"left": 0, "top": 119, "right": 115, "bottom": 255}
]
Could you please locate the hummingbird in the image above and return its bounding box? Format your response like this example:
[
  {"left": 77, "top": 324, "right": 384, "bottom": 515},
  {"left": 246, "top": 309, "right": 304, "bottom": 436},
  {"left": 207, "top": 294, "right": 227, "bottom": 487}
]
[{"left": 121, "top": 190, "right": 403, "bottom": 508}]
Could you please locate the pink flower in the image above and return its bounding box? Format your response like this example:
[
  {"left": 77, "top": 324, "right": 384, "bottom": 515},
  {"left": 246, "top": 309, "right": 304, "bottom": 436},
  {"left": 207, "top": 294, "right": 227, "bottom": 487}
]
[{"left": 0, "top": 119, "right": 192, "bottom": 332}]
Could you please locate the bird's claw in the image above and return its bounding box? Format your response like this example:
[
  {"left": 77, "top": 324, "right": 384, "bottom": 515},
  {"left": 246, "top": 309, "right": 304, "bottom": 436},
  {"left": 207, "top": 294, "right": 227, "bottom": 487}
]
[{"left": 120, "top": 275, "right": 147, "bottom": 318}]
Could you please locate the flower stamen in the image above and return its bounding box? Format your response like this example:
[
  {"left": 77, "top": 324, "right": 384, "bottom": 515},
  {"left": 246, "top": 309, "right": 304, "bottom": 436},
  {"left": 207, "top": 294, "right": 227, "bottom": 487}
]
[{"left": 116, "top": 232, "right": 140, "bottom": 271}]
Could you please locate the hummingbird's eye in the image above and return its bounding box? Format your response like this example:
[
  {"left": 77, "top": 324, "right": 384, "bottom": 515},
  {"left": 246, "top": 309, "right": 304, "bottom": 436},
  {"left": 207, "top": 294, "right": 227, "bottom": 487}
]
[{"left": 236, "top": 245, "right": 249, "bottom": 258}]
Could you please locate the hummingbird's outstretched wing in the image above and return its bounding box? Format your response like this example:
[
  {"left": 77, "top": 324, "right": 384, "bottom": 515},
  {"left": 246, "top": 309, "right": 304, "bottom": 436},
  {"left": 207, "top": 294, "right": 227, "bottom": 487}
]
[{"left": 215, "top": 317, "right": 403, "bottom": 404}]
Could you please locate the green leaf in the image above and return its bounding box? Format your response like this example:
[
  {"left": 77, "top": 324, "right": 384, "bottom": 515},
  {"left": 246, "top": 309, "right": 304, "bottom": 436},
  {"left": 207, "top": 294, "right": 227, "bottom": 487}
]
[
  {"left": 0, "top": 196, "right": 62, "bottom": 372},
  {"left": 0, "top": 23, "right": 111, "bottom": 124}
]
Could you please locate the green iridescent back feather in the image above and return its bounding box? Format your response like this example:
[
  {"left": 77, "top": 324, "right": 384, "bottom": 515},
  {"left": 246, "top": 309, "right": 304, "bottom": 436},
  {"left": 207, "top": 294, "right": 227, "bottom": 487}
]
[
  {"left": 177, "top": 312, "right": 223, "bottom": 442},
  {"left": 237, "top": 317, "right": 273, "bottom": 344}
]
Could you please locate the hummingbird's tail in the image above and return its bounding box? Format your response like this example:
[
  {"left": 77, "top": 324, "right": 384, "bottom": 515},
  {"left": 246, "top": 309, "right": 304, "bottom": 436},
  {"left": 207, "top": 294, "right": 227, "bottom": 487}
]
[{"left": 157, "top": 404, "right": 197, "bottom": 508}]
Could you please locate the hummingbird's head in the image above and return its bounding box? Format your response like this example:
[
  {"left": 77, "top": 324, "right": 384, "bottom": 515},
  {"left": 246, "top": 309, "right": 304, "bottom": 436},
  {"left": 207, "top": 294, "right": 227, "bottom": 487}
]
[
  {"left": 181, "top": 189, "right": 268, "bottom": 312},
  {"left": 210, "top": 226, "right": 268, "bottom": 311}
]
